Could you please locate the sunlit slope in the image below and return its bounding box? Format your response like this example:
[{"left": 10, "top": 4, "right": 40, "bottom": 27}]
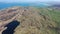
[
  {"left": 14, "top": 7, "right": 59, "bottom": 34},
  {"left": 0, "top": 7, "right": 59, "bottom": 34},
  {"left": 38, "top": 7, "right": 60, "bottom": 27}
]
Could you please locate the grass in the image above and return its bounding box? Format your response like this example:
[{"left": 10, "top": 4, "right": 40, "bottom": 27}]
[
  {"left": 37, "top": 7, "right": 60, "bottom": 34},
  {"left": 14, "top": 7, "right": 60, "bottom": 34},
  {"left": 39, "top": 8, "right": 60, "bottom": 26},
  {"left": 0, "top": 7, "right": 60, "bottom": 34}
]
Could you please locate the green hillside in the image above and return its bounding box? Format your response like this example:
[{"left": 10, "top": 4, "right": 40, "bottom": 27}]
[
  {"left": 0, "top": 7, "right": 60, "bottom": 34},
  {"left": 14, "top": 7, "right": 60, "bottom": 34}
]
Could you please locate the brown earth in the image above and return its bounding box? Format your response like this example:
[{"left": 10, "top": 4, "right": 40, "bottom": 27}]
[{"left": 0, "top": 7, "right": 59, "bottom": 34}]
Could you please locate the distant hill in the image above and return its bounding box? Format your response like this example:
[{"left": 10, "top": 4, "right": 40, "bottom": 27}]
[{"left": 47, "top": 2, "right": 60, "bottom": 8}]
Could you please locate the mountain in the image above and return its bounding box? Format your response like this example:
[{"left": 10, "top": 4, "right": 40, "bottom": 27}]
[
  {"left": 46, "top": 2, "right": 60, "bottom": 8},
  {"left": 0, "top": 6, "right": 60, "bottom": 34}
]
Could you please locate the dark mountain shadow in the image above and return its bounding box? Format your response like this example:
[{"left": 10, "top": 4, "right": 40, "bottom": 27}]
[{"left": 2, "top": 20, "right": 20, "bottom": 34}]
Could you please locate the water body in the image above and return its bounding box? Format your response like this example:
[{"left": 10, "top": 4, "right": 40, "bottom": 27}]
[{"left": 0, "top": 2, "right": 49, "bottom": 9}]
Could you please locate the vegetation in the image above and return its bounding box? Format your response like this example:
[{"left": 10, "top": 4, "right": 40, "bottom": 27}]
[
  {"left": 0, "top": 7, "right": 60, "bottom": 34},
  {"left": 14, "top": 7, "right": 60, "bottom": 34},
  {"left": 36, "top": 7, "right": 60, "bottom": 33}
]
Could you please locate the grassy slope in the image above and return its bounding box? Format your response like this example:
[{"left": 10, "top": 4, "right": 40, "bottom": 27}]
[
  {"left": 0, "top": 7, "right": 60, "bottom": 34},
  {"left": 37, "top": 7, "right": 60, "bottom": 34},
  {"left": 38, "top": 7, "right": 60, "bottom": 26},
  {"left": 14, "top": 7, "right": 60, "bottom": 34}
]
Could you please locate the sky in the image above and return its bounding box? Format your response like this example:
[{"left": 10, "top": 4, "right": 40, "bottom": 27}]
[{"left": 0, "top": 0, "right": 60, "bottom": 3}]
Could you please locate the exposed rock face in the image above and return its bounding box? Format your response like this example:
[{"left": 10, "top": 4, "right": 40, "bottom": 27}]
[{"left": 0, "top": 7, "right": 59, "bottom": 34}]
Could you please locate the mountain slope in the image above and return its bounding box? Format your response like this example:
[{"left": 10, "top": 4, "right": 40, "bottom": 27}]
[
  {"left": 14, "top": 7, "right": 59, "bottom": 34},
  {"left": 0, "top": 7, "right": 60, "bottom": 34}
]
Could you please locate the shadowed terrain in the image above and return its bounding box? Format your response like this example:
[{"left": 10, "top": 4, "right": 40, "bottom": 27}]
[{"left": 2, "top": 20, "right": 20, "bottom": 34}]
